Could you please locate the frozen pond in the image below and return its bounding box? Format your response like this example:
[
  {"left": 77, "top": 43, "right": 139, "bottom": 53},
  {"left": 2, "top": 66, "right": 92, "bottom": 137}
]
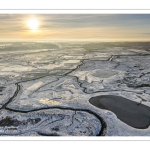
[
  {"left": 92, "top": 70, "right": 117, "bottom": 78},
  {"left": 89, "top": 95, "right": 150, "bottom": 129}
]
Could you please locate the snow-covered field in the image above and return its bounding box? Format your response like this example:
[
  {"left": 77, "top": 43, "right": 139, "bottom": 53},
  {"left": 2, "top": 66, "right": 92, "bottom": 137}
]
[{"left": 0, "top": 42, "right": 150, "bottom": 136}]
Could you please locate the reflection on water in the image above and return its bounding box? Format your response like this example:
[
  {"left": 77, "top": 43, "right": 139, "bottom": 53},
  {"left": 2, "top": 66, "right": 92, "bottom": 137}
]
[
  {"left": 40, "top": 98, "right": 60, "bottom": 105},
  {"left": 64, "top": 60, "right": 80, "bottom": 64},
  {"left": 1, "top": 66, "right": 33, "bottom": 72}
]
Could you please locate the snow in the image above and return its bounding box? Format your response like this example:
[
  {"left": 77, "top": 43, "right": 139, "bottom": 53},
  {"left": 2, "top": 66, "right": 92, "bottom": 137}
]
[
  {"left": 0, "top": 42, "right": 150, "bottom": 136},
  {"left": 0, "top": 109, "right": 102, "bottom": 136}
]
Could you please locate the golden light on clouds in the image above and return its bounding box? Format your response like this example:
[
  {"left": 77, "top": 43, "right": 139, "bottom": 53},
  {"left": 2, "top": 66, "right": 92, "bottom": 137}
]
[
  {"left": 27, "top": 19, "right": 39, "bottom": 32},
  {"left": 0, "top": 14, "right": 150, "bottom": 41}
]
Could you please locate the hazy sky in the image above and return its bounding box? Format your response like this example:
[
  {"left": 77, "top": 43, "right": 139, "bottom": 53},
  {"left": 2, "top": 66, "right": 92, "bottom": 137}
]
[{"left": 1, "top": 14, "right": 150, "bottom": 41}]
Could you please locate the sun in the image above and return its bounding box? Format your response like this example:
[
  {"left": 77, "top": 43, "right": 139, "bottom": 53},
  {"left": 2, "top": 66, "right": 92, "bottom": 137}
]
[{"left": 27, "top": 19, "right": 39, "bottom": 31}]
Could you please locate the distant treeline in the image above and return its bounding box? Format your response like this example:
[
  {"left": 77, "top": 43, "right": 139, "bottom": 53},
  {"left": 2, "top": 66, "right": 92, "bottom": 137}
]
[
  {"left": 0, "top": 42, "right": 59, "bottom": 51},
  {"left": 83, "top": 42, "right": 150, "bottom": 51},
  {"left": 1, "top": 41, "right": 150, "bottom": 51}
]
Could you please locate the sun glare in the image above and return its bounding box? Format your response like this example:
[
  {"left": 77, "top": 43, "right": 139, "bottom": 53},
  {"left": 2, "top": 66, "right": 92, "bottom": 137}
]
[{"left": 27, "top": 19, "right": 39, "bottom": 31}]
